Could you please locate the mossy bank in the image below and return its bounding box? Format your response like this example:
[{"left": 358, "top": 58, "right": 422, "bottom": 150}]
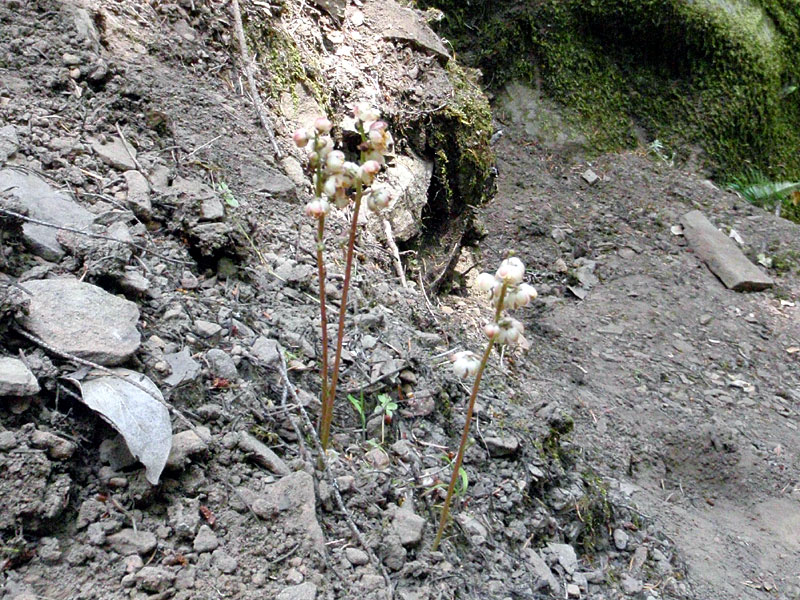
[{"left": 418, "top": 0, "right": 800, "bottom": 183}]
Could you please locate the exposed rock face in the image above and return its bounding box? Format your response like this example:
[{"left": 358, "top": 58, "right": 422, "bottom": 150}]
[
  {"left": 19, "top": 278, "right": 141, "bottom": 365},
  {"left": 0, "top": 357, "right": 40, "bottom": 396}
]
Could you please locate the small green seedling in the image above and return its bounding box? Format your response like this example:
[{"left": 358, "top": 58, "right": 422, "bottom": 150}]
[
  {"left": 218, "top": 182, "right": 239, "bottom": 207},
  {"left": 372, "top": 393, "right": 397, "bottom": 445},
  {"left": 347, "top": 392, "right": 367, "bottom": 431}
]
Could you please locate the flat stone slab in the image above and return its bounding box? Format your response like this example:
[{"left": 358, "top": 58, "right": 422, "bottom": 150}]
[
  {"left": 365, "top": 1, "right": 451, "bottom": 62},
  {"left": 91, "top": 136, "right": 137, "bottom": 171},
  {"left": 681, "top": 210, "right": 773, "bottom": 292},
  {"left": 0, "top": 168, "right": 95, "bottom": 260},
  {"left": 20, "top": 278, "right": 141, "bottom": 366},
  {"left": 0, "top": 357, "right": 40, "bottom": 396}
]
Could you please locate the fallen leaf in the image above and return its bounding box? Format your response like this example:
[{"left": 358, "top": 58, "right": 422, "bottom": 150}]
[{"left": 66, "top": 369, "right": 172, "bottom": 485}]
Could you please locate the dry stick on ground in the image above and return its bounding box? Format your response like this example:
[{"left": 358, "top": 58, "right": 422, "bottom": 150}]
[
  {"left": 14, "top": 327, "right": 201, "bottom": 436},
  {"left": 0, "top": 208, "right": 193, "bottom": 266},
  {"left": 382, "top": 218, "right": 407, "bottom": 288},
  {"left": 275, "top": 352, "right": 395, "bottom": 600},
  {"left": 230, "top": 0, "right": 282, "bottom": 159}
]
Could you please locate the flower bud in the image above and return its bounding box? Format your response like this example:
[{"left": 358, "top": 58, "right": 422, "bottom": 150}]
[
  {"left": 452, "top": 351, "right": 480, "bottom": 379},
  {"left": 475, "top": 272, "right": 498, "bottom": 293},
  {"left": 496, "top": 257, "right": 525, "bottom": 285},
  {"left": 314, "top": 117, "right": 332, "bottom": 133},
  {"left": 323, "top": 176, "right": 338, "bottom": 198},
  {"left": 354, "top": 102, "right": 380, "bottom": 124},
  {"left": 305, "top": 198, "right": 330, "bottom": 218},
  {"left": 326, "top": 150, "right": 345, "bottom": 174},
  {"left": 484, "top": 322, "right": 500, "bottom": 339},
  {"left": 293, "top": 128, "right": 309, "bottom": 148},
  {"left": 360, "top": 160, "right": 381, "bottom": 184},
  {"left": 366, "top": 186, "right": 391, "bottom": 212},
  {"left": 343, "top": 161, "right": 361, "bottom": 179}
]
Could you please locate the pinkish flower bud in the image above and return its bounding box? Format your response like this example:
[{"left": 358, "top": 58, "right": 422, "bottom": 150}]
[
  {"left": 326, "top": 150, "right": 345, "bottom": 173},
  {"left": 475, "top": 272, "right": 498, "bottom": 292},
  {"left": 314, "top": 117, "right": 332, "bottom": 133},
  {"left": 354, "top": 102, "right": 380, "bottom": 124},
  {"left": 484, "top": 322, "right": 500, "bottom": 339},
  {"left": 452, "top": 351, "right": 480, "bottom": 379},
  {"left": 293, "top": 129, "right": 309, "bottom": 148},
  {"left": 366, "top": 186, "right": 391, "bottom": 212},
  {"left": 496, "top": 257, "right": 525, "bottom": 285},
  {"left": 305, "top": 198, "right": 330, "bottom": 218}
]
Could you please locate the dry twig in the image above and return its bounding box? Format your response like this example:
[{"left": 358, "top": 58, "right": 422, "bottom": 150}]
[{"left": 382, "top": 218, "right": 407, "bottom": 288}]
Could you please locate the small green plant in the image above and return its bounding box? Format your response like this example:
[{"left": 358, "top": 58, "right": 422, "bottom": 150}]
[
  {"left": 727, "top": 168, "right": 800, "bottom": 219},
  {"left": 293, "top": 105, "right": 393, "bottom": 451},
  {"left": 347, "top": 392, "right": 367, "bottom": 431},
  {"left": 372, "top": 393, "right": 398, "bottom": 445},
  {"left": 432, "top": 255, "right": 537, "bottom": 551},
  {"left": 217, "top": 182, "right": 239, "bottom": 208},
  {"left": 647, "top": 139, "right": 674, "bottom": 167}
]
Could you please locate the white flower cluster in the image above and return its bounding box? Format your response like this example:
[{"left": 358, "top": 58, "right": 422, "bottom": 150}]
[
  {"left": 452, "top": 351, "right": 480, "bottom": 380},
  {"left": 293, "top": 104, "right": 394, "bottom": 219},
  {"left": 475, "top": 256, "right": 537, "bottom": 344}
]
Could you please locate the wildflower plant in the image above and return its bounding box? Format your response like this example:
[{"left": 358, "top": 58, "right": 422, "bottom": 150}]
[
  {"left": 432, "top": 256, "right": 537, "bottom": 550},
  {"left": 293, "top": 104, "right": 393, "bottom": 450}
]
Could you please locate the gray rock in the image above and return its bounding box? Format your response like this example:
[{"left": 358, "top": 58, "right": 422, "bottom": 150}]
[
  {"left": 123, "top": 170, "right": 152, "bottom": 217},
  {"left": 250, "top": 336, "right": 281, "bottom": 366},
  {"left": 365, "top": 446, "right": 391, "bottom": 469},
  {"left": 91, "top": 137, "right": 137, "bottom": 171},
  {"left": 168, "top": 497, "right": 200, "bottom": 540},
  {"left": 365, "top": 2, "right": 450, "bottom": 61},
  {"left": 345, "top": 547, "right": 370, "bottom": 566},
  {"left": 180, "top": 270, "right": 199, "bottom": 289},
  {"left": 241, "top": 472, "right": 324, "bottom": 548},
  {"left": 0, "top": 125, "right": 19, "bottom": 164},
  {"left": 237, "top": 431, "right": 290, "bottom": 475},
  {"left": 19, "top": 278, "right": 140, "bottom": 366},
  {"left": 30, "top": 430, "right": 77, "bottom": 460},
  {"left": 456, "top": 513, "right": 488, "bottom": 541},
  {"left": 166, "top": 426, "right": 210, "bottom": 469},
  {"left": 76, "top": 498, "right": 106, "bottom": 529},
  {"left": 0, "top": 168, "right": 94, "bottom": 260},
  {"left": 0, "top": 357, "right": 40, "bottom": 396},
  {"left": 211, "top": 548, "right": 238, "bottom": 573},
  {"left": 206, "top": 349, "right": 237, "bottom": 380},
  {"left": 393, "top": 508, "right": 426, "bottom": 548},
  {"left": 106, "top": 529, "right": 157, "bottom": 555},
  {"left": 200, "top": 195, "right": 224, "bottom": 221},
  {"left": 0, "top": 430, "right": 18, "bottom": 450},
  {"left": 99, "top": 435, "right": 137, "bottom": 470},
  {"left": 613, "top": 528, "right": 629, "bottom": 551},
  {"left": 136, "top": 566, "right": 175, "bottom": 593},
  {"left": 163, "top": 348, "right": 202, "bottom": 386},
  {"left": 277, "top": 582, "right": 318, "bottom": 600},
  {"left": 193, "top": 524, "right": 219, "bottom": 553},
  {"left": 547, "top": 542, "right": 578, "bottom": 574},
  {"left": 484, "top": 436, "right": 520, "bottom": 458},
  {"left": 581, "top": 168, "right": 600, "bottom": 185},
  {"left": 38, "top": 537, "right": 61, "bottom": 564},
  {"left": 384, "top": 153, "right": 434, "bottom": 241},
  {"left": 620, "top": 574, "right": 643, "bottom": 595},
  {"left": 246, "top": 167, "right": 296, "bottom": 198},
  {"left": 86, "top": 522, "right": 105, "bottom": 545},
  {"left": 195, "top": 319, "right": 222, "bottom": 338},
  {"left": 527, "top": 549, "right": 560, "bottom": 594},
  {"left": 119, "top": 269, "right": 150, "bottom": 296},
  {"left": 681, "top": 210, "right": 773, "bottom": 291}
]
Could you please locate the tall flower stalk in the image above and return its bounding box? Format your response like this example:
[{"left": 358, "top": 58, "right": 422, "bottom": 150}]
[
  {"left": 293, "top": 105, "right": 393, "bottom": 450},
  {"left": 432, "top": 256, "right": 537, "bottom": 551}
]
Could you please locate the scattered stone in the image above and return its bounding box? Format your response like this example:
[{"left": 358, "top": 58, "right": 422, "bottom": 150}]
[
  {"left": 38, "top": 537, "right": 61, "bottom": 564},
  {"left": 168, "top": 497, "right": 200, "bottom": 540},
  {"left": 551, "top": 228, "right": 567, "bottom": 243},
  {"left": 119, "top": 269, "right": 150, "bottom": 296},
  {"left": 247, "top": 167, "right": 297, "bottom": 198},
  {"left": 365, "top": 446, "right": 391, "bottom": 469},
  {"left": 123, "top": 170, "right": 152, "bottom": 217},
  {"left": 613, "top": 528, "right": 629, "bottom": 551},
  {"left": 193, "top": 524, "right": 219, "bottom": 553},
  {"left": 166, "top": 426, "right": 210, "bottom": 470},
  {"left": 76, "top": 498, "right": 106, "bottom": 529},
  {"left": 680, "top": 210, "right": 773, "bottom": 291},
  {"left": 195, "top": 319, "right": 222, "bottom": 338},
  {"left": 30, "top": 430, "right": 77, "bottom": 460},
  {"left": 581, "top": 168, "right": 600, "bottom": 185},
  {"left": 0, "top": 430, "right": 17, "bottom": 450},
  {"left": 0, "top": 125, "right": 19, "bottom": 164},
  {"left": 547, "top": 543, "right": 578, "bottom": 574},
  {"left": 86, "top": 522, "right": 105, "bottom": 545},
  {"left": 180, "top": 270, "right": 199, "bottom": 289},
  {"left": 250, "top": 336, "right": 281, "bottom": 366},
  {"left": 527, "top": 549, "right": 560, "bottom": 594},
  {"left": 237, "top": 431, "right": 290, "bottom": 475},
  {"left": 163, "top": 348, "right": 202, "bottom": 386},
  {"left": 91, "top": 137, "right": 137, "bottom": 171},
  {"left": 211, "top": 548, "right": 238, "bottom": 573},
  {"left": 456, "top": 513, "right": 488, "bottom": 542},
  {"left": 277, "top": 582, "right": 318, "bottom": 600},
  {"left": 106, "top": 529, "right": 157, "bottom": 556},
  {"left": 200, "top": 195, "right": 225, "bottom": 221},
  {"left": 0, "top": 168, "right": 94, "bottom": 260},
  {"left": 0, "top": 357, "right": 40, "bottom": 396},
  {"left": 19, "top": 278, "right": 140, "bottom": 366},
  {"left": 393, "top": 508, "right": 426, "bottom": 548},
  {"left": 484, "top": 436, "right": 520, "bottom": 458},
  {"left": 620, "top": 574, "right": 643, "bottom": 595},
  {"left": 575, "top": 262, "right": 599, "bottom": 288},
  {"left": 567, "top": 583, "right": 581, "bottom": 598},
  {"left": 630, "top": 544, "right": 648, "bottom": 573},
  {"left": 136, "top": 566, "right": 175, "bottom": 593},
  {"left": 345, "top": 547, "right": 370, "bottom": 566},
  {"left": 241, "top": 471, "right": 324, "bottom": 548},
  {"left": 206, "top": 349, "right": 237, "bottom": 380}
]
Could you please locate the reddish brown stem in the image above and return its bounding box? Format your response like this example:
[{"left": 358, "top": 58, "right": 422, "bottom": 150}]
[
  {"left": 432, "top": 282, "right": 509, "bottom": 550},
  {"left": 315, "top": 216, "right": 330, "bottom": 439},
  {"left": 319, "top": 191, "right": 362, "bottom": 449}
]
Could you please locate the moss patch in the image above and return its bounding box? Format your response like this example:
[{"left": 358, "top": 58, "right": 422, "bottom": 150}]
[{"left": 418, "top": 0, "right": 800, "bottom": 180}]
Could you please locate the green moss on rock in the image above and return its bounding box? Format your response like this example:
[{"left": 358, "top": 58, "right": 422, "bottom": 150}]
[{"left": 419, "top": 0, "right": 800, "bottom": 180}]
